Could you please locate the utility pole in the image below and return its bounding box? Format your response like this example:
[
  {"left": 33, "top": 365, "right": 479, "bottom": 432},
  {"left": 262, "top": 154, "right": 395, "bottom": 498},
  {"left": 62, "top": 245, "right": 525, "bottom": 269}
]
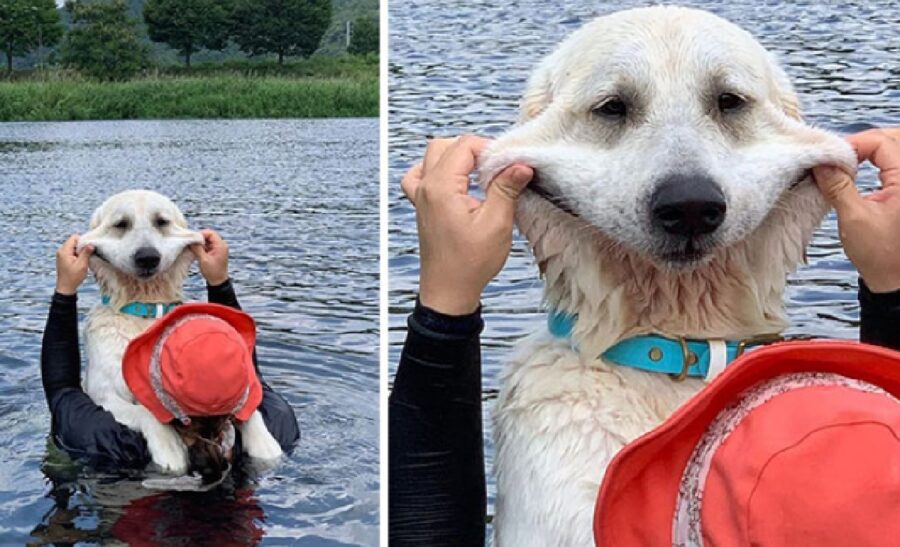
[{"left": 346, "top": 20, "right": 352, "bottom": 48}]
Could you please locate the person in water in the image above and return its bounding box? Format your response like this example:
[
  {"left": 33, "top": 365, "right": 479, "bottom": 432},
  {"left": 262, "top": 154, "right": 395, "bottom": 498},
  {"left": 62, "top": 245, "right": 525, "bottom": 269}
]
[
  {"left": 42, "top": 229, "right": 299, "bottom": 485},
  {"left": 389, "top": 128, "right": 900, "bottom": 544}
]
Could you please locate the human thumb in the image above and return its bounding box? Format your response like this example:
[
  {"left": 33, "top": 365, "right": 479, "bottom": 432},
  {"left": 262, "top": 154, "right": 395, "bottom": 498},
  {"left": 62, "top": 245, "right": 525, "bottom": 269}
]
[
  {"left": 190, "top": 242, "right": 207, "bottom": 260},
  {"left": 481, "top": 165, "right": 534, "bottom": 220},
  {"left": 813, "top": 165, "right": 862, "bottom": 213},
  {"left": 77, "top": 245, "right": 94, "bottom": 267}
]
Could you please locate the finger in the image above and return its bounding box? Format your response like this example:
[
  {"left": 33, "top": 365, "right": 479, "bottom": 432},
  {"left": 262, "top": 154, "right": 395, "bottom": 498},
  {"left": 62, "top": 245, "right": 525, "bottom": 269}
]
[
  {"left": 422, "top": 138, "right": 458, "bottom": 174},
  {"left": 477, "top": 164, "right": 534, "bottom": 224},
  {"left": 75, "top": 245, "right": 94, "bottom": 267},
  {"left": 863, "top": 185, "right": 900, "bottom": 204},
  {"left": 424, "top": 135, "right": 492, "bottom": 197},
  {"left": 202, "top": 229, "right": 225, "bottom": 252},
  {"left": 190, "top": 242, "right": 208, "bottom": 259},
  {"left": 60, "top": 234, "right": 79, "bottom": 255},
  {"left": 879, "top": 127, "right": 900, "bottom": 142},
  {"left": 401, "top": 163, "right": 424, "bottom": 204},
  {"left": 463, "top": 194, "right": 482, "bottom": 211},
  {"left": 847, "top": 129, "right": 900, "bottom": 188},
  {"left": 812, "top": 165, "right": 864, "bottom": 214},
  {"left": 433, "top": 135, "right": 490, "bottom": 177},
  {"left": 200, "top": 228, "right": 220, "bottom": 242}
]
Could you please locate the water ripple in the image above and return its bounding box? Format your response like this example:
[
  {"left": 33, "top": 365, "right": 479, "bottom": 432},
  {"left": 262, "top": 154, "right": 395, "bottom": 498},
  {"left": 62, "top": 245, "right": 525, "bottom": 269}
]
[
  {"left": 0, "top": 118, "right": 378, "bottom": 545},
  {"left": 388, "top": 0, "right": 900, "bottom": 532}
]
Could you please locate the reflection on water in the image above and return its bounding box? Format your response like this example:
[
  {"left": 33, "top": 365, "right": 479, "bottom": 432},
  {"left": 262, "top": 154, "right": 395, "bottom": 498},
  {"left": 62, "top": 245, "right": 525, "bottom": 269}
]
[
  {"left": 34, "top": 454, "right": 266, "bottom": 545},
  {"left": 388, "top": 0, "right": 900, "bottom": 534},
  {"left": 0, "top": 118, "right": 378, "bottom": 545}
]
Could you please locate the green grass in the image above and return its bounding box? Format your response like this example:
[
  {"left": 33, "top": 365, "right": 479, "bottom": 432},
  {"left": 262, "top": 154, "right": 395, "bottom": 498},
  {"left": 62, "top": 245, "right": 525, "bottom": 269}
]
[
  {"left": 0, "top": 72, "right": 378, "bottom": 121},
  {"left": 155, "top": 55, "right": 378, "bottom": 80}
]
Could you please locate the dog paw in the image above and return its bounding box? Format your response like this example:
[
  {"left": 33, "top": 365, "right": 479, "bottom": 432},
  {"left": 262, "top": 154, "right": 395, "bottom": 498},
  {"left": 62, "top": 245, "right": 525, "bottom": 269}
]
[
  {"left": 246, "top": 430, "right": 283, "bottom": 461},
  {"left": 240, "top": 412, "right": 283, "bottom": 462},
  {"left": 146, "top": 425, "right": 189, "bottom": 475}
]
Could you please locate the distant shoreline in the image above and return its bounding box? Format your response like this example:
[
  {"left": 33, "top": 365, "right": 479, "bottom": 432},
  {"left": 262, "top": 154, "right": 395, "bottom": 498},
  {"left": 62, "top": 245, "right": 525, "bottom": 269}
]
[{"left": 0, "top": 58, "right": 378, "bottom": 121}]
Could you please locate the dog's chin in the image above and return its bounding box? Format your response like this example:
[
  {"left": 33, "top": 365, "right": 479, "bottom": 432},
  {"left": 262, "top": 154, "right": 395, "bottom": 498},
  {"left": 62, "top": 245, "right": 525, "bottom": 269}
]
[
  {"left": 135, "top": 269, "right": 160, "bottom": 281},
  {"left": 650, "top": 238, "right": 718, "bottom": 271}
]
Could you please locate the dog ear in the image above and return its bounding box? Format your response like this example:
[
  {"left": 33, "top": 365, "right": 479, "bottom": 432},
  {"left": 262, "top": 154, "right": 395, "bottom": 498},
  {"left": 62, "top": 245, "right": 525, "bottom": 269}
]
[
  {"left": 780, "top": 92, "right": 802, "bottom": 121},
  {"left": 521, "top": 79, "right": 552, "bottom": 120},
  {"left": 89, "top": 207, "right": 102, "bottom": 229},
  {"left": 769, "top": 56, "right": 803, "bottom": 121},
  {"left": 520, "top": 60, "right": 554, "bottom": 121}
]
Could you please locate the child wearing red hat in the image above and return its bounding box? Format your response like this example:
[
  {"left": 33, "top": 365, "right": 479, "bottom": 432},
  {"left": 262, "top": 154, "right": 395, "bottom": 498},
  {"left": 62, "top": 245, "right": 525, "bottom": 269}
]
[{"left": 42, "top": 229, "right": 299, "bottom": 484}]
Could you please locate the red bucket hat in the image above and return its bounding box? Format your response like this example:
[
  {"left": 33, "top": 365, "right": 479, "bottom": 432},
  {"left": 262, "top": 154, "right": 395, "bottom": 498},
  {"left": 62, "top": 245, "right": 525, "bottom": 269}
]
[
  {"left": 123, "top": 303, "right": 263, "bottom": 425},
  {"left": 594, "top": 340, "right": 900, "bottom": 546}
]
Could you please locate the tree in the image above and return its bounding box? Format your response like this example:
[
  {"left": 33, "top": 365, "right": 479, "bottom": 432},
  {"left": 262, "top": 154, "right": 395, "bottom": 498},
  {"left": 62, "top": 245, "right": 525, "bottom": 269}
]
[
  {"left": 143, "top": 0, "right": 231, "bottom": 68},
  {"left": 231, "top": 0, "right": 331, "bottom": 65},
  {"left": 348, "top": 16, "right": 377, "bottom": 56},
  {"left": 61, "top": 0, "right": 149, "bottom": 81},
  {"left": 0, "top": 0, "right": 63, "bottom": 74}
]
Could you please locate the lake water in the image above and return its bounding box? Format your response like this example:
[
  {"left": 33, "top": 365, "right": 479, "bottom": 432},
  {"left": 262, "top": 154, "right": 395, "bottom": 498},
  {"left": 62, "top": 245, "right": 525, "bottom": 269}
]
[
  {"left": 388, "top": 0, "right": 900, "bottom": 538},
  {"left": 0, "top": 119, "right": 379, "bottom": 545}
]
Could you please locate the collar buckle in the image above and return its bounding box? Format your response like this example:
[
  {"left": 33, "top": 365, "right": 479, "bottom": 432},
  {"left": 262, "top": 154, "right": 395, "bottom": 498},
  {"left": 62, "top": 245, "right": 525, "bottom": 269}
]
[{"left": 670, "top": 337, "right": 698, "bottom": 382}]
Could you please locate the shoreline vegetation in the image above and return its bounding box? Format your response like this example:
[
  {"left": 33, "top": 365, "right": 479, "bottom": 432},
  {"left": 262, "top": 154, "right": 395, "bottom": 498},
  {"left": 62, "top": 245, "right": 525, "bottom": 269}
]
[
  {"left": 1, "top": 0, "right": 379, "bottom": 121},
  {"left": 0, "top": 57, "right": 378, "bottom": 121}
]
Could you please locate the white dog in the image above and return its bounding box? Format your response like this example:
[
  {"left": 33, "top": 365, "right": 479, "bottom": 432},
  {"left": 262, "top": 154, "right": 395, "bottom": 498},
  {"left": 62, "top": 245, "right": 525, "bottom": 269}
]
[
  {"left": 478, "top": 7, "right": 858, "bottom": 545},
  {"left": 78, "top": 190, "right": 283, "bottom": 475}
]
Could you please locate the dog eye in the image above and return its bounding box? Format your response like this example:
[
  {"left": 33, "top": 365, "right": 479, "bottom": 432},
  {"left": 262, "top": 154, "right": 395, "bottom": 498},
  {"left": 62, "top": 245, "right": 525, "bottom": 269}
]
[
  {"left": 718, "top": 93, "right": 746, "bottom": 113},
  {"left": 113, "top": 219, "right": 131, "bottom": 230},
  {"left": 155, "top": 218, "right": 170, "bottom": 228},
  {"left": 592, "top": 97, "right": 627, "bottom": 119}
]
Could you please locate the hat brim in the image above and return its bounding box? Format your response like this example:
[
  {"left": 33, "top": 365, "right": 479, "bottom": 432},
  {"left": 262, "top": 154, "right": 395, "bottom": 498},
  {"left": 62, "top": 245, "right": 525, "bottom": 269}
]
[
  {"left": 594, "top": 340, "right": 900, "bottom": 546},
  {"left": 123, "top": 303, "right": 259, "bottom": 424}
]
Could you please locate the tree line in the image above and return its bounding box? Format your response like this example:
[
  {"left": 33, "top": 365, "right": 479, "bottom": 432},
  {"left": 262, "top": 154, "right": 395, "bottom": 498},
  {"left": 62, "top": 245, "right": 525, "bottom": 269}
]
[{"left": 0, "top": 0, "right": 379, "bottom": 79}]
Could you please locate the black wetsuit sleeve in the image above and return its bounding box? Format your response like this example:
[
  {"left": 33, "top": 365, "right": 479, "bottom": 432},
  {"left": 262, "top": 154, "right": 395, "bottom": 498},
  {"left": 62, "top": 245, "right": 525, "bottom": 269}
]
[
  {"left": 207, "top": 279, "right": 301, "bottom": 449},
  {"left": 389, "top": 299, "right": 486, "bottom": 547},
  {"left": 41, "top": 292, "right": 151, "bottom": 469},
  {"left": 859, "top": 279, "right": 900, "bottom": 351}
]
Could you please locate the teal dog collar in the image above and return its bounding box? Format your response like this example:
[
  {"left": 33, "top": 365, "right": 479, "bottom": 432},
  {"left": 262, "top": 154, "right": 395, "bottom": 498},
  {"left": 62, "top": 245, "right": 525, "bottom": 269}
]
[
  {"left": 101, "top": 295, "right": 180, "bottom": 319},
  {"left": 548, "top": 310, "right": 780, "bottom": 381}
]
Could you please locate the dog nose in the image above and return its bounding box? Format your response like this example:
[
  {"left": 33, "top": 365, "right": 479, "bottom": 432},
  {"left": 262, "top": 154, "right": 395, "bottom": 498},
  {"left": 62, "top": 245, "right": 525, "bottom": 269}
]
[
  {"left": 650, "top": 174, "right": 726, "bottom": 237},
  {"left": 134, "top": 247, "right": 161, "bottom": 270}
]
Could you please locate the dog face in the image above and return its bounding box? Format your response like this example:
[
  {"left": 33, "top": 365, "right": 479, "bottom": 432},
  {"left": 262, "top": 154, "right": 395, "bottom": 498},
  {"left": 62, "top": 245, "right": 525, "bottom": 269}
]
[
  {"left": 480, "top": 6, "right": 855, "bottom": 269},
  {"left": 79, "top": 190, "right": 202, "bottom": 305},
  {"left": 80, "top": 190, "right": 201, "bottom": 279}
]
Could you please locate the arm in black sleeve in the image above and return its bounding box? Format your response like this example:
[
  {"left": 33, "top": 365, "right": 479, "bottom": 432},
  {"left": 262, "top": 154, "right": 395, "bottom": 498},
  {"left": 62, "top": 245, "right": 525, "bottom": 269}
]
[
  {"left": 389, "top": 299, "right": 486, "bottom": 547},
  {"left": 41, "top": 293, "right": 151, "bottom": 469},
  {"left": 207, "top": 278, "right": 259, "bottom": 374},
  {"left": 207, "top": 278, "right": 300, "bottom": 449},
  {"left": 859, "top": 279, "right": 900, "bottom": 351}
]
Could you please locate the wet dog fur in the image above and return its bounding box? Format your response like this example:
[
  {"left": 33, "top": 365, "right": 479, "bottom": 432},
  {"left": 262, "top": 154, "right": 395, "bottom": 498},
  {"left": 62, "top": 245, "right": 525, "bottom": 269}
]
[{"left": 478, "top": 7, "right": 857, "bottom": 545}]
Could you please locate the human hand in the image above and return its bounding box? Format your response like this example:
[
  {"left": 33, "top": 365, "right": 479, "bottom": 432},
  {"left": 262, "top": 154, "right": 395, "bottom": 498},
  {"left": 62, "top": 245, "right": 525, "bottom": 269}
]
[
  {"left": 813, "top": 128, "right": 900, "bottom": 293},
  {"left": 401, "top": 135, "right": 533, "bottom": 315},
  {"left": 190, "top": 229, "right": 229, "bottom": 286},
  {"left": 55, "top": 234, "right": 94, "bottom": 295}
]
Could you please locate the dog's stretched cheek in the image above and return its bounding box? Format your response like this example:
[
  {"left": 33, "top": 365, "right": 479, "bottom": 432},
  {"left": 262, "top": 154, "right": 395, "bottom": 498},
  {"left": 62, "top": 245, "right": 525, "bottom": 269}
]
[
  {"left": 160, "top": 229, "right": 204, "bottom": 263},
  {"left": 76, "top": 229, "right": 106, "bottom": 252},
  {"left": 169, "top": 227, "right": 204, "bottom": 246},
  {"left": 477, "top": 111, "right": 568, "bottom": 187},
  {"left": 774, "top": 116, "right": 858, "bottom": 173},
  {"left": 181, "top": 229, "right": 204, "bottom": 245}
]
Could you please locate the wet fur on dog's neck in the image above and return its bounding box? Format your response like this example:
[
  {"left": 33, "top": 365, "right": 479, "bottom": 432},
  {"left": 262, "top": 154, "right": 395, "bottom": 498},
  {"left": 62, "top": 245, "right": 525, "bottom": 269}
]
[
  {"left": 92, "top": 250, "right": 194, "bottom": 310},
  {"left": 519, "top": 180, "right": 827, "bottom": 358}
]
